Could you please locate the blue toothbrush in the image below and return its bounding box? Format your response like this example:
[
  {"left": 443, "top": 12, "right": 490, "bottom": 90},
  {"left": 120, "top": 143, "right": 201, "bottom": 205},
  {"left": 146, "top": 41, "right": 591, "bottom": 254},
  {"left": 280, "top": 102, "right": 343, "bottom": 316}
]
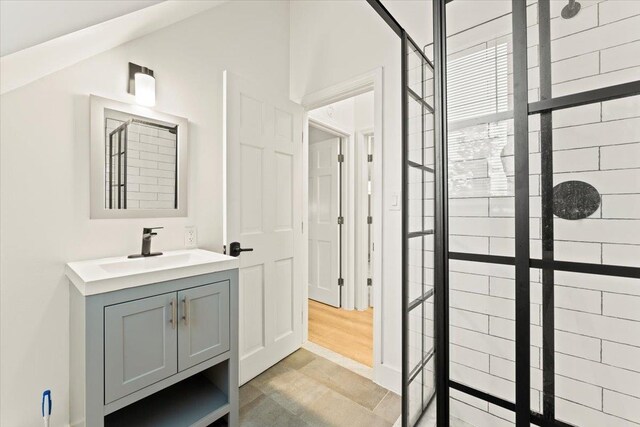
[{"left": 42, "top": 390, "right": 51, "bottom": 427}]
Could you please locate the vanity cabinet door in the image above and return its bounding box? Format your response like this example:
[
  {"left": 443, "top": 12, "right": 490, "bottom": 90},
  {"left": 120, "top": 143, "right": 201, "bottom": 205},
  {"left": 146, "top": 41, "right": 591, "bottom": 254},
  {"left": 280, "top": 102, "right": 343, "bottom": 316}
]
[
  {"left": 178, "top": 281, "right": 230, "bottom": 371},
  {"left": 104, "top": 293, "right": 178, "bottom": 404}
]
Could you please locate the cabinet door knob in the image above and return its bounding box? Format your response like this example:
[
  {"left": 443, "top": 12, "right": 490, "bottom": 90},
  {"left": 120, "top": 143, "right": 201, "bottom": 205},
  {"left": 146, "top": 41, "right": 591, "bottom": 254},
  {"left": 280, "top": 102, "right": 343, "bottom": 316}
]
[{"left": 182, "top": 297, "right": 190, "bottom": 326}]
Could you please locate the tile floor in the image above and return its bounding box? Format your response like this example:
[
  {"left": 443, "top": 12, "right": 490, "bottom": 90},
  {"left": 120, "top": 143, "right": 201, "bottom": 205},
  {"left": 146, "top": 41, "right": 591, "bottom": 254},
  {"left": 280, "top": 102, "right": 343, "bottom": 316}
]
[{"left": 235, "top": 348, "right": 400, "bottom": 427}]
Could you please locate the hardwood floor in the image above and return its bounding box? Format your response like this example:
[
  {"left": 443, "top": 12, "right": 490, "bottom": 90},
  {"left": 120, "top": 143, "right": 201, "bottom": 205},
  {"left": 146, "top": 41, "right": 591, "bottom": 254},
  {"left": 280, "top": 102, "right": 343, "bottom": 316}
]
[{"left": 308, "top": 299, "right": 373, "bottom": 367}]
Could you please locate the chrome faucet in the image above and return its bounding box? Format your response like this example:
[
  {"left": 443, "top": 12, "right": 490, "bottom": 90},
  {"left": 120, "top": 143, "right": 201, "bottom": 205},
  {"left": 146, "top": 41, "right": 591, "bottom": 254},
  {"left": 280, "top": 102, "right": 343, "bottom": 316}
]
[{"left": 128, "top": 227, "right": 163, "bottom": 258}]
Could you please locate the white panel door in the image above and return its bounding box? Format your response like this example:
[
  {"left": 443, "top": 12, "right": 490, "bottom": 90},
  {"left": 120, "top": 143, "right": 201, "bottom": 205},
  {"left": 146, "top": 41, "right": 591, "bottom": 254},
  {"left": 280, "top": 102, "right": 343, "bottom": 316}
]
[
  {"left": 226, "top": 73, "right": 303, "bottom": 385},
  {"left": 308, "top": 138, "right": 341, "bottom": 307}
]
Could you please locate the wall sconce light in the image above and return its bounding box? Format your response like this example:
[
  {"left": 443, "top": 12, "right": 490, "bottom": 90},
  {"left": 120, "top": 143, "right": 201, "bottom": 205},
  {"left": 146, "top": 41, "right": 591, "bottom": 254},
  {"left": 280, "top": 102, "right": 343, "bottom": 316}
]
[{"left": 128, "top": 62, "right": 155, "bottom": 107}]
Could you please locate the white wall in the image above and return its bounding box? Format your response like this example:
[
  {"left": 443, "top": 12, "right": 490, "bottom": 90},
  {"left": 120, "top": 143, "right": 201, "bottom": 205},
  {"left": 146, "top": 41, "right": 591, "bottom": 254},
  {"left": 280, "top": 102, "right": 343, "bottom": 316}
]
[
  {"left": 0, "top": 2, "right": 290, "bottom": 426},
  {"left": 291, "top": 0, "right": 426, "bottom": 393}
]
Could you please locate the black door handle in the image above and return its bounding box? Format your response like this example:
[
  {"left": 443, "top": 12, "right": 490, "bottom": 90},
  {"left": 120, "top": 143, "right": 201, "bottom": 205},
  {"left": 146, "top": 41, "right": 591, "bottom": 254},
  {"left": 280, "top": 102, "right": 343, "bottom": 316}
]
[{"left": 229, "top": 241, "right": 253, "bottom": 257}]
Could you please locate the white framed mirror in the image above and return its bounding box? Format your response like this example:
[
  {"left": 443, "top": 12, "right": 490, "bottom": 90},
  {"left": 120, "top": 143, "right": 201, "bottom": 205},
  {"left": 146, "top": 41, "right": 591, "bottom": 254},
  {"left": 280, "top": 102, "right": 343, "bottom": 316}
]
[{"left": 90, "top": 95, "right": 188, "bottom": 219}]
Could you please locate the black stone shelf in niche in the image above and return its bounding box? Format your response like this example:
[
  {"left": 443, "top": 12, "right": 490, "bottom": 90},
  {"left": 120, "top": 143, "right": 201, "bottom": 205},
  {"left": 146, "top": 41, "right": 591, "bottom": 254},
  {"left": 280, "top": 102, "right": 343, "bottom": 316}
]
[{"left": 552, "top": 180, "right": 601, "bottom": 220}]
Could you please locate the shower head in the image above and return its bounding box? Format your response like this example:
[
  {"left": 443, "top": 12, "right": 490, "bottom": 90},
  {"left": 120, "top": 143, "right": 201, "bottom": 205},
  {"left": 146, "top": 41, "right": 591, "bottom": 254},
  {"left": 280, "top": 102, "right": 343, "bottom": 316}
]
[{"left": 561, "top": 0, "right": 581, "bottom": 19}]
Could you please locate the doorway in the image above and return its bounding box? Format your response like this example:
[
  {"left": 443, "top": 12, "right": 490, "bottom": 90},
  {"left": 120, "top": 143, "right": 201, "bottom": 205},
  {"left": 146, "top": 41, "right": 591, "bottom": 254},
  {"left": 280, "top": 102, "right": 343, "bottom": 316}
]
[{"left": 305, "top": 89, "right": 378, "bottom": 370}]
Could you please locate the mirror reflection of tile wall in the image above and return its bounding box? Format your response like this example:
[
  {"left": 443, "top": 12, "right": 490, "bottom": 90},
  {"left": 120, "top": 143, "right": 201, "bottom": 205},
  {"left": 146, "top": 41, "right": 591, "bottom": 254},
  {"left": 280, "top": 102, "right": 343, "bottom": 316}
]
[{"left": 104, "top": 114, "right": 177, "bottom": 210}]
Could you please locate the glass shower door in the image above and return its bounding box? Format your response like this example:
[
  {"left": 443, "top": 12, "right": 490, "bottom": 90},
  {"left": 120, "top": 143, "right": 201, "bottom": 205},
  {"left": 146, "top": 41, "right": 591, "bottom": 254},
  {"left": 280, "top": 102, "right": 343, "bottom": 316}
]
[{"left": 402, "top": 31, "right": 436, "bottom": 426}]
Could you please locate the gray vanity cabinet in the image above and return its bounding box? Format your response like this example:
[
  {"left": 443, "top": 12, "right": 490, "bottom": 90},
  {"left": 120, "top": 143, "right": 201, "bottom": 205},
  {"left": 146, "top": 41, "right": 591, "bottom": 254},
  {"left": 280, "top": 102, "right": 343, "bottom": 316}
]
[
  {"left": 69, "top": 269, "right": 239, "bottom": 427},
  {"left": 178, "top": 281, "right": 230, "bottom": 371},
  {"left": 104, "top": 292, "right": 178, "bottom": 404}
]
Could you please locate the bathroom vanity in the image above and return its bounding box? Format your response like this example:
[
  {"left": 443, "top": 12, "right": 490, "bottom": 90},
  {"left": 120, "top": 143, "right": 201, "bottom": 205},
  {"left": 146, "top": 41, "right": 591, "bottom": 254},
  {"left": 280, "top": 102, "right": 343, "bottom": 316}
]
[{"left": 66, "top": 249, "right": 239, "bottom": 427}]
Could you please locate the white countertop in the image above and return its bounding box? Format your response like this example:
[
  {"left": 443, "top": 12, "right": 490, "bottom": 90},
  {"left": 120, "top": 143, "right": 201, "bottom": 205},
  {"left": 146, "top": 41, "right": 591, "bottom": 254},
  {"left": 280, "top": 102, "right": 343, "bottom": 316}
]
[{"left": 65, "top": 249, "right": 239, "bottom": 296}]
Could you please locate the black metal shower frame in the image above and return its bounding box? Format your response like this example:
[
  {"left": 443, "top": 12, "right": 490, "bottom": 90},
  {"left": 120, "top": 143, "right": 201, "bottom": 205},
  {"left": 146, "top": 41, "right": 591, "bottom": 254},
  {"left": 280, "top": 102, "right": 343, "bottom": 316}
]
[{"left": 367, "top": 0, "right": 640, "bottom": 426}]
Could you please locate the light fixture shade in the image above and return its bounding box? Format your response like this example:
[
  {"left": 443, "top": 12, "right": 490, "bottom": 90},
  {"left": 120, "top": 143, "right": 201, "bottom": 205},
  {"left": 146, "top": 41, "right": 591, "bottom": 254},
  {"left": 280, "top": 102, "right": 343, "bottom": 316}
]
[{"left": 134, "top": 72, "right": 156, "bottom": 107}]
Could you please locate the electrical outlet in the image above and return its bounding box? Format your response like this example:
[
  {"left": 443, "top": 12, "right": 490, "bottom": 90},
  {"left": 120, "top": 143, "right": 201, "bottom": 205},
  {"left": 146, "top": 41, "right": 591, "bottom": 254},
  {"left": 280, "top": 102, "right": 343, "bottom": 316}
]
[{"left": 184, "top": 226, "right": 197, "bottom": 248}]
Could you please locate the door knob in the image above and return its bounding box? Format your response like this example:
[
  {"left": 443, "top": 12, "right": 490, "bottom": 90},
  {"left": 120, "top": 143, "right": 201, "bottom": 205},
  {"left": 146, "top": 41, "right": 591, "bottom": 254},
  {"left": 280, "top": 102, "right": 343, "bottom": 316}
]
[{"left": 229, "top": 241, "right": 253, "bottom": 257}]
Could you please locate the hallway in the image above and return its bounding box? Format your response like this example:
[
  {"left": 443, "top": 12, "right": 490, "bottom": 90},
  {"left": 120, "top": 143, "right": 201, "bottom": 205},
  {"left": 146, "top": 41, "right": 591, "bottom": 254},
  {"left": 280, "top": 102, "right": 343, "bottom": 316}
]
[{"left": 308, "top": 300, "right": 374, "bottom": 367}]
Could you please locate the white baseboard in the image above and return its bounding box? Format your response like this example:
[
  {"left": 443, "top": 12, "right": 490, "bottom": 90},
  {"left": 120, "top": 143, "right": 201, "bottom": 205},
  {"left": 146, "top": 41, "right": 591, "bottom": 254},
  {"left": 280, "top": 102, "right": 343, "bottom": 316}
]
[{"left": 374, "top": 363, "right": 401, "bottom": 395}]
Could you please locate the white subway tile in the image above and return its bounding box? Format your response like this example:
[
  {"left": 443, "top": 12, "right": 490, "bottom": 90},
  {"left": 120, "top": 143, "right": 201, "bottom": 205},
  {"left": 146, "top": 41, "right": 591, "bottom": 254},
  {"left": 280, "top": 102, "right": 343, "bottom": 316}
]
[
  {"left": 157, "top": 177, "right": 175, "bottom": 187},
  {"left": 554, "top": 66, "right": 640, "bottom": 97},
  {"left": 553, "top": 102, "right": 601, "bottom": 128},
  {"left": 139, "top": 200, "right": 175, "bottom": 209},
  {"left": 157, "top": 162, "right": 176, "bottom": 172},
  {"left": 451, "top": 259, "right": 515, "bottom": 279},
  {"left": 602, "top": 340, "right": 640, "bottom": 372},
  {"left": 489, "top": 355, "right": 542, "bottom": 390},
  {"left": 602, "top": 243, "right": 640, "bottom": 267},
  {"left": 602, "top": 194, "right": 640, "bottom": 219},
  {"left": 553, "top": 147, "right": 599, "bottom": 172},
  {"left": 128, "top": 141, "right": 158, "bottom": 153},
  {"left": 449, "top": 217, "right": 514, "bottom": 238},
  {"left": 157, "top": 193, "right": 175, "bottom": 202},
  {"left": 602, "top": 95, "right": 640, "bottom": 121},
  {"left": 138, "top": 184, "right": 160, "bottom": 193},
  {"left": 158, "top": 146, "right": 175, "bottom": 156},
  {"left": 555, "top": 270, "right": 640, "bottom": 296},
  {"left": 450, "top": 326, "right": 514, "bottom": 361},
  {"left": 557, "top": 352, "right": 640, "bottom": 398},
  {"left": 603, "top": 292, "right": 640, "bottom": 321},
  {"left": 555, "top": 240, "right": 602, "bottom": 264},
  {"left": 556, "top": 397, "right": 634, "bottom": 427},
  {"left": 127, "top": 192, "right": 157, "bottom": 201},
  {"left": 127, "top": 175, "right": 157, "bottom": 185},
  {"left": 139, "top": 168, "right": 175, "bottom": 179},
  {"left": 139, "top": 151, "right": 176, "bottom": 164},
  {"left": 550, "top": 15, "right": 640, "bottom": 61},
  {"left": 450, "top": 307, "right": 489, "bottom": 334},
  {"left": 128, "top": 158, "right": 157, "bottom": 169},
  {"left": 556, "top": 330, "right": 602, "bottom": 361},
  {"left": 556, "top": 374, "right": 603, "bottom": 410},
  {"left": 451, "top": 396, "right": 513, "bottom": 427},
  {"left": 451, "top": 388, "right": 488, "bottom": 411},
  {"left": 449, "top": 198, "right": 489, "bottom": 217},
  {"left": 599, "top": 0, "right": 640, "bottom": 25},
  {"left": 556, "top": 308, "right": 640, "bottom": 346},
  {"left": 554, "top": 117, "right": 640, "bottom": 150},
  {"left": 451, "top": 344, "right": 490, "bottom": 372},
  {"left": 551, "top": 52, "right": 600, "bottom": 84},
  {"left": 489, "top": 277, "right": 542, "bottom": 304},
  {"left": 451, "top": 362, "right": 515, "bottom": 402},
  {"left": 603, "top": 390, "right": 640, "bottom": 424},
  {"left": 450, "top": 271, "right": 490, "bottom": 294},
  {"left": 489, "top": 316, "right": 542, "bottom": 346},
  {"left": 138, "top": 125, "right": 158, "bottom": 137},
  {"left": 601, "top": 40, "right": 640, "bottom": 73},
  {"left": 601, "top": 143, "right": 640, "bottom": 170},
  {"left": 554, "top": 218, "right": 640, "bottom": 244},
  {"left": 450, "top": 235, "right": 490, "bottom": 253},
  {"left": 450, "top": 290, "right": 514, "bottom": 319},
  {"left": 556, "top": 285, "right": 602, "bottom": 314}
]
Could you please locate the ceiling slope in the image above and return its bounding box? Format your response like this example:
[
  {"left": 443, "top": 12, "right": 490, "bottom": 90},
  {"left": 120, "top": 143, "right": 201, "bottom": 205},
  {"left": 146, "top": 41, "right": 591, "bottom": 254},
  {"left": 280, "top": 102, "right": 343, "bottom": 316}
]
[{"left": 0, "top": 0, "right": 226, "bottom": 95}]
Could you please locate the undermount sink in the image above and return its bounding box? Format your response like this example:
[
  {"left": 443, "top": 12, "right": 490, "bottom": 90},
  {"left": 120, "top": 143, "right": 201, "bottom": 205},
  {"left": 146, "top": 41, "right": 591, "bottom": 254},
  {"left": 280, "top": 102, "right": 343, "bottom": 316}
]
[{"left": 66, "top": 249, "right": 238, "bottom": 296}]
